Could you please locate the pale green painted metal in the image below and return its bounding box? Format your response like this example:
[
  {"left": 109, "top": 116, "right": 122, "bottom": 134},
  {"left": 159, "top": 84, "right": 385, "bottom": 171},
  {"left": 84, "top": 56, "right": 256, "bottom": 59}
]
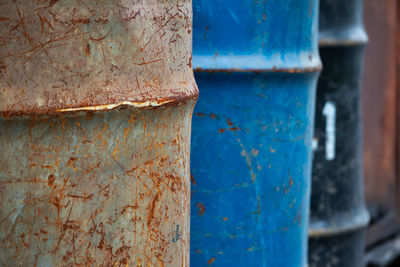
[{"left": 0, "top": 0, "right": 197, "bottom": 266}]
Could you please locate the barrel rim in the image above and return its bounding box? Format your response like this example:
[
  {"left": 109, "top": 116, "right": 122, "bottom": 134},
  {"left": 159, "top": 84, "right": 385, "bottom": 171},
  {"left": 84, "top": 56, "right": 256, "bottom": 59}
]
[
  {"left": 309, "top": 208, "right": 370, "bottom": 237},
  {"left": 0, "top": 93, "right": 199, "bottom": 120}
]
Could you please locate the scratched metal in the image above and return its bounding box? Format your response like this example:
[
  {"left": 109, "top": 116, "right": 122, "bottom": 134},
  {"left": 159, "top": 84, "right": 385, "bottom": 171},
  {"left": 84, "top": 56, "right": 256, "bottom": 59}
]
[
  {"left": 0, "top": 0, "right": 197, "bottom": 115},
  {"left": 190, "top": 1, "right": 321, "bottom": 266},
  {"left": 308, "top": 0, "right": 370, "bottom": 266},
  {"left": 0, "top": 0, "right": 198, "bottom": 266}
]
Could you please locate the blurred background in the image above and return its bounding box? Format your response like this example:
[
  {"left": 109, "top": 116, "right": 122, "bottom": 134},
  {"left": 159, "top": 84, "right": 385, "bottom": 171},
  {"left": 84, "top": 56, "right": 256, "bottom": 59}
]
[{"left": 362, "top": 0, "right": 400, "bottom": 266}]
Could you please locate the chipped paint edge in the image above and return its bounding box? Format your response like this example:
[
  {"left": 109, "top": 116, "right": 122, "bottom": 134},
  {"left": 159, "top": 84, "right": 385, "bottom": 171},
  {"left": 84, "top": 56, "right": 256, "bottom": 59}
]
[{"left": 57, "top": 100, "right": 176, "bottom": 112}]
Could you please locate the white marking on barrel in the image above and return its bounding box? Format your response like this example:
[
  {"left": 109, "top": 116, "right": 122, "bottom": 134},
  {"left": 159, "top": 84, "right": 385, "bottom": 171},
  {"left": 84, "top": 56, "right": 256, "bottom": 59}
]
[
  {"left": 322, "top": 101, "right": 336, "bottom": 161},
  {"left": 312, "top": 138, "right": 319, "bottom": 152}
]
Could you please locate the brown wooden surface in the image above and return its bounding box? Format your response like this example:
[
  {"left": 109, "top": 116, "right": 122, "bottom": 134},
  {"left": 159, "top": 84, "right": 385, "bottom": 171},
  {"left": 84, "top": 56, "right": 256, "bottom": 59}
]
[{"left": 363, "top": 0, "right": 398, "bottom": 217}]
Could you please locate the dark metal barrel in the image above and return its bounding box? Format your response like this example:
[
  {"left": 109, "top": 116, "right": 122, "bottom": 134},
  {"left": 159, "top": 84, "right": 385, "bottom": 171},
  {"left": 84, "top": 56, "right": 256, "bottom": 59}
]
[
  {"left": 190, "top": 0, "right": 321, "bottom": 266},
  {"left": 308, "top": 0, "right": 370, "bottom": 266},
  {"left": 0, "top": 1, "right": 198, "bottom": 266}
]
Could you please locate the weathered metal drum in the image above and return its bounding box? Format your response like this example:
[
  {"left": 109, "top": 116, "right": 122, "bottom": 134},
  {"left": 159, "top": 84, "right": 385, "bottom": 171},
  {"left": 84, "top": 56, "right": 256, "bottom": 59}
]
[
  {"left": 308, "top": 0, "right": 370, "bottom": 266},
  {"left": 0, "top": 1, "right": 198, "bottom": 266},
  {"left": 190, "top": 1, "right": 321, "bottom": 266}
]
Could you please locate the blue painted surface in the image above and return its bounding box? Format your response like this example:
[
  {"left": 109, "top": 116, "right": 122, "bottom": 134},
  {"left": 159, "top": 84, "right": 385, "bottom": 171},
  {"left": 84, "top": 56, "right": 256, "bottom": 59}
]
[{"left": 190, "top": 1, "right": 321, "bottom": 266}]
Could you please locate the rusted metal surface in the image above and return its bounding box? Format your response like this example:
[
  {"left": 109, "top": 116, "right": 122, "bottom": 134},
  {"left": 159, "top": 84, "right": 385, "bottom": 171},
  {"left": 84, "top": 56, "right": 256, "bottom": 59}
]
[
  {"left": 0, "top": 0, "right": 198, "bottom": 266},
  {"left": 362, "top": 0, "right": 398, "bottom": 228},
  {"left": 0, "top": 103, "right": 195, "bottom": 266},
  {"left": 0, "top": 0, "right": 197, "bottom": 116}
]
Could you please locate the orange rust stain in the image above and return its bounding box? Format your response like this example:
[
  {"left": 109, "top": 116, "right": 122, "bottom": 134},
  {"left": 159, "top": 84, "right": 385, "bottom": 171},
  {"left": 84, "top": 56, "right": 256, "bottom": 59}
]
[
  {"left": 20, "top": 233, "right": 29, "bottom": 247},
  {"left": 85, "top": 43, "right": 91, "bottom": 56},
  {"left": 190, "top": 173, "right": 196, "bottom": 186},
  {"left": 210, "top": 113, "right": 217, "bottom": 119},
  {"left": 28, "top": 163, "right": 38, "bottom": 168},
  {"left": 133, "top": 58, "right": 163, "bottom": 66},
  {"left": 67, "top": 193, "right": 94, "bottom": 202},
  {"left": 164, "top": 173, "right": 182, "bottom": 194},
  {"left": 226, "top": 118, "right": 234, "bottom": 126},
  {"left": 251, "top": 148, "right": 259, "bottom": 157},
  {"left": 195, "top": 249, "right": 202, "bottom": 254},
  {"left": 289, "top": 178, "right": 293, "bottom": 187},
  {"left": 67, "top": 157, "right": 78, "bottom": 170},
  {"left": 41, "top": 165, "right": 54, "bottom": 170},
  {"left": 102, "top": 123, "right": 108, "bottom": 132},
  {"left": 72, "top": 18, "right": 91, "bottom": 27},
  {"left": 112, "top": 139, "right": 120, "bottom": 157},
  {"left": 123, "top": 127, "right": 130, "bottom": 141},
  {"left": 48, "top": 174, "right": 55, "bottom": 187},
  {"left": 222, "top": 217, "right": 228, "bottom": 221},
  {"left": 147, "top": 191, "right": 161, "bottom": 229},
  {"left": 207, "top": 257, "right": 216, "bottom": 265},
  {"left": 39, "top": 229, "right": 48, "bottom": 235},
  {"left": 219, "top": 127, "right": 240, "bottom": 133},
  {"left": 195, "top": 112, "right": 205, "bottom": 117},
  {"left": 121, "top": 205, "right": 139, "bottom": 215},
  {"left": 196, "top": 202, "right": 205, "bottom": 216}
]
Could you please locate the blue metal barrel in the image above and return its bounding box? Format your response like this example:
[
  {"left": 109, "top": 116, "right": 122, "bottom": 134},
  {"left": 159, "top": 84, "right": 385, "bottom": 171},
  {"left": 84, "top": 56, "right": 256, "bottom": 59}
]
[{"left": 190, "top": 1, "right": 321, "bottom": 266}]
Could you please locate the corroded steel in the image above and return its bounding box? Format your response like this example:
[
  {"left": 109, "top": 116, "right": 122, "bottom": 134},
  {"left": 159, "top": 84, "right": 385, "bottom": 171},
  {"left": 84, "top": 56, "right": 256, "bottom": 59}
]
[
  {"left": 308, "top": 0, "right": 370, "bottom": 266},
  {"left": 0, "top": 0, "right": 198, "bottom": 266},
  {"left": 0, "top": 0, "right": 197, "bottom": 115},
  {"left": 190, "top": 0, "right": 321, "bottom": 266}
]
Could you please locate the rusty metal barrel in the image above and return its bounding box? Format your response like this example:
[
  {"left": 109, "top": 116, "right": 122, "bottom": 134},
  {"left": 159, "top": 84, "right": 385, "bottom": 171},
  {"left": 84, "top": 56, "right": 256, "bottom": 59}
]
[
  {"left": 308, "top": 0, "right": 370, "bottom": 266},
  {"left": 0, "top": 1, "right": 198, "bottom": 266},
  {"left": 190, "top": 0, "right": 321, "bottom": 266}
]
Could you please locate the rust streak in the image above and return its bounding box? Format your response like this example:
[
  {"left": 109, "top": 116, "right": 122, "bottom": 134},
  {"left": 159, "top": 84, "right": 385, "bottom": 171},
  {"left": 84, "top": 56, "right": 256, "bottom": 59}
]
[
  {"left": 67, "top": 193, "right": 94, "bottom": 201},
  {"left": 15, "top": 5, "right": 35, "bottom": 48},
  {"left": 90, "top": 28, "right": 112, "bottom": 42},
  {"left": 133, "top": 59, "right": 163, "bottom": 66},
  {"left": 147, "top": 191, "right": 160, "bottom": 229},
  {"left": 48, "top": 0, "right": 60, "bottom": 7},
  {"left": 196, "top": 202, "right": 205, "bottom": 216},
  {"left": 53, "top": 200, "right": 75, "bottom": 253},
  {"left": 207, "top": 257, "right": 216, "bottom": 265}
]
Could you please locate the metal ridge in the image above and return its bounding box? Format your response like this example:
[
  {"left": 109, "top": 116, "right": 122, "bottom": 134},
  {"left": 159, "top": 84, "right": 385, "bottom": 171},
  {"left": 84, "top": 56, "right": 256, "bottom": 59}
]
[
  {"left": 319, "top": 28, "right": 368, "bottom": 47},
  {"left": 319, "top": 38, "right": 368, "bottom": 47},
  {"left": 194, "top": 66, "right": 322, "bottom": 74},
  {"left": 309, "top": 208, "right": 370, "bottom": 237},
  {"left": 0, "top": 93, "right": 199, "bottom": 119}
]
